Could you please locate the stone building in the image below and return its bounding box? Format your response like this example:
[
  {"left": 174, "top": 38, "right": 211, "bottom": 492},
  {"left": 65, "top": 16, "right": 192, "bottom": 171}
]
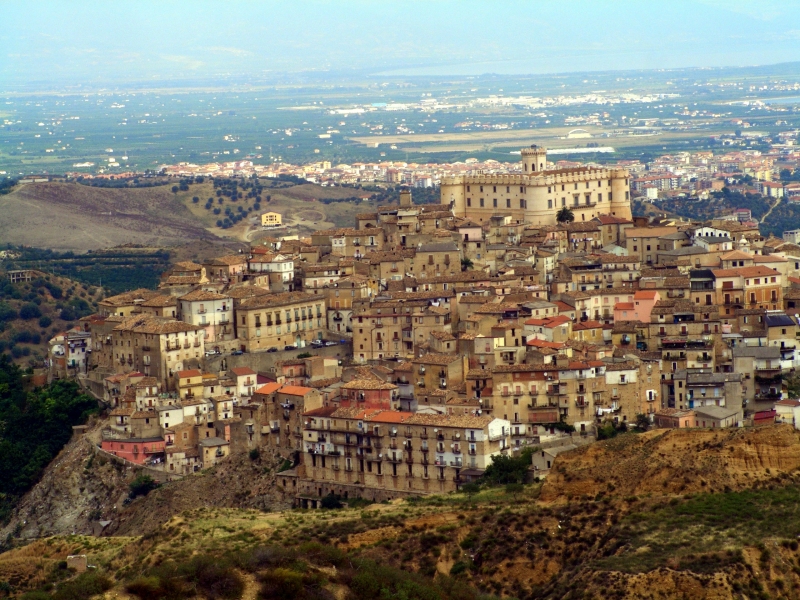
[{"left": 441, "top": 146, "right": 632, "bottom": 226}]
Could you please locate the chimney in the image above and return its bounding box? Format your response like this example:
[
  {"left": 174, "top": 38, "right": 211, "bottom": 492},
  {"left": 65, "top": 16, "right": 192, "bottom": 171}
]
[{"left": 399, "top": 189, "right": 412, "bottom": 207}]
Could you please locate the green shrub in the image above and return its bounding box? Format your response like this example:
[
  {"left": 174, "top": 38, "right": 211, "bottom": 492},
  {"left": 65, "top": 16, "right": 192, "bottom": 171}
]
[
  {"left": 450, "top": 561, "right": 468, "bottom": 576},
  {"left": 128, "top": 474, "right": 158, "bottom": 499},
  {"left": 249, "top": 448, "right": 260, "bottom": 461},
  {"left": 52, "top": 572, "right": 112, "bottom": 600}
]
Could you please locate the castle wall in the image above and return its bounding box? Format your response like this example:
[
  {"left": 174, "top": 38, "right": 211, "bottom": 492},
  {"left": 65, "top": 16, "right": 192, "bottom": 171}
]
[{"left": 440, "top": 154, "right": 632, "bottom": 226}]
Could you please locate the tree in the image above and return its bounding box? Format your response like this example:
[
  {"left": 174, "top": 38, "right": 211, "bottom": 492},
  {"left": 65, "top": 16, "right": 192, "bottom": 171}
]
[
  {"left": 460, "top": 482, "right": 481, "bottom": 501},
  {"left": 505, "top": 482, "right": 524, "bottom": 501},
  {"left": 556, "top": 207, "right": 575, "bottom": 223},
  {"left": 635, "top": 413, "right": 651, "bottom": 432},
  {"left": 171, "top": 186, "right": 178, "bottom": 194},
  {"left": 461, "top": 258, "right": 474, "bottom": 272},
  {"left": 19, "top": 303, "right": 42, "bottom": 320},
  {"left": 481, "top": 447, "right": 535, "bottom": 485},
  {"left": 192, "top": 196, "right": 200, "bottom": 203},
  {"left": 128, "top": 474, "right": 158, "bottom": 499}
]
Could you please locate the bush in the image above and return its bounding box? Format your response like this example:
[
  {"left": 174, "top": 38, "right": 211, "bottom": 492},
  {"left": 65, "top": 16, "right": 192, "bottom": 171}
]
[
  {"left": 249, "top": 448, "right": 260, "bottom": 461},
  {"left": 38, "top": 315, "right": 52, "bottom": 328},
  {"left": 0, "top": 302, "right": 16, "bottom": 322},
  {"left": 320, "top": 492, "right": 343, "bottom": 509},
  {"left": 19, "top": 303, "right": 41, "bottom": 320},
  {"left": 128, "top": 474, "right": 158, "bottom": 499},
  {"left": 450, "top": 561, "right": 468, "bottom": 576},
  {"left": 52, "top": 572, "right": 112, "bottom": 600}
]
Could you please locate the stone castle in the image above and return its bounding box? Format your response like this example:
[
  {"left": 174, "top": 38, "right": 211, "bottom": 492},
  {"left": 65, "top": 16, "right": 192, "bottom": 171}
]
[{"left": 440, "top": 145, "right": 632, "bottom": 225}]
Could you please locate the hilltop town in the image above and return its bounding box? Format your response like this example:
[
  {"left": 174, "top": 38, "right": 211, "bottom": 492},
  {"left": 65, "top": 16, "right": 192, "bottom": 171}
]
[{"left": 41, "top": 144, "right": 800, "bottom": 508}]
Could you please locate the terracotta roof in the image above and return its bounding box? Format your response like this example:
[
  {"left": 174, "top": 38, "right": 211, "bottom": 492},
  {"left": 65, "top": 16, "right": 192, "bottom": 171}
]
[
  {"left": 140, "top": 294, "right": 178, "bottom": 308},
  {"left": 177, "top": 369, "right": 202, "bottom": 378},
  {"left": 205, "top": 254, "right": 248, "bottom": 266},
  {"left": 179, "top": 289, "right": 230, "bottom": 302},
  {"left": 711, "top": 266, "right": 779, "bottom": 278},
  {"left": 239, "top": 291, "right": 321, "bottom": 310},
  {"left": 231, "top": 367, "right": 256, "bottom": 376},
  {"left": 634, "top": 290, "right": 659, "bottom": 300},
  {"left": 412, "top": 353, "right": 461, "bottom": 365},
  {"left": 341, "top": 379, "right": 397, "bottom": 391},
  {"left": 254, "top": 382, "right": 282, "bottom": 395},
  {"left": 278, "top": 385, "right": 315, "bottom": 396}
]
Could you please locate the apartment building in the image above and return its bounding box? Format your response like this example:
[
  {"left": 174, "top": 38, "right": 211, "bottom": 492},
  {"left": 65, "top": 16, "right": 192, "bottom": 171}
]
[
  {"left": 235, "top": 292, "right": 327, "bottom": 351},
  {"left": 298, "top": 407, "right": 511, "bottom": 500}
]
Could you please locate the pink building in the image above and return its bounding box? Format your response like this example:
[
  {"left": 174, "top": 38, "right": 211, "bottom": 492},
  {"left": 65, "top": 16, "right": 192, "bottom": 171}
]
[
  {"left": 614, "top": 290, "right": 660, "bottom": 323},
  {"left": 101, "top": 437, "right": 165, "bottom": 465},
  {"left": 339, "top": 379, "right": 399, "bottom": 410}
]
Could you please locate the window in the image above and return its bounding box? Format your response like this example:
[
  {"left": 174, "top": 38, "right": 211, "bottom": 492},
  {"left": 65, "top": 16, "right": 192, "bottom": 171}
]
[
  {"left": 548, "top": 199, "right": 552, "bottom": 209},
  {"left": 493, "top": 198, "right": 497, "bottom": 207},
  {"left": 479, "top": 198, "right": 484, "bottom": 207},
  {"left": 467, "top": 198, "right": 471, "bottom": 207},
  {"left": 506, "top": 199, "right": 511, "bottom": 208}
]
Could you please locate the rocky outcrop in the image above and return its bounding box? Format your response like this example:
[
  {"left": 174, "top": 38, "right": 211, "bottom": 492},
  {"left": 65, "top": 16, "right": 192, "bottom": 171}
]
[
  {"left": 541, "top": 424, "right": 800, "bottom": 502},
  {"left": 1, "top": 420, "right": 293, "bottom": 541}
]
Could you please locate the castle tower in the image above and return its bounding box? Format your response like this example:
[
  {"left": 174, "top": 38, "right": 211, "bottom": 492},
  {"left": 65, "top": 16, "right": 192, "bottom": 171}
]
[
  {"left": 521, "top": 145, "right": 547, "bottom": 174},
  {"left": 399, "top": 189, "right": 412, "bottom": 208}
]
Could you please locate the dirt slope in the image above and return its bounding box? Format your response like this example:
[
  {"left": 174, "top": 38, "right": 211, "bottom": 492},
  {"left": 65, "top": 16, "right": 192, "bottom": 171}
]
[
  {"left": 0, "top": 419, "right": 292, "bottom": 542},
  {"left": 0, "top": 182, "right": 222, "bottom": 252},
  {"left": 540, "top": 424, "right": 800, "bottom": 502}
]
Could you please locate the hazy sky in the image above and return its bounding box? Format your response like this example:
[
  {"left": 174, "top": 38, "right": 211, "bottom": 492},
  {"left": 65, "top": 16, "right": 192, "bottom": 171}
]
[{"left": 4, "top": 0, "right": 800, "bottom": 88}]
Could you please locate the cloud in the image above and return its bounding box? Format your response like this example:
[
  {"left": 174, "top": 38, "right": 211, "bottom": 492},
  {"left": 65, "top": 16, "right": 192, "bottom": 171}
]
[
  {"left": 160, "top": 55, "right": 204, "bottom": 70},
  {"left": 208, "top": 46, "right": 253, "bottom": 57}
]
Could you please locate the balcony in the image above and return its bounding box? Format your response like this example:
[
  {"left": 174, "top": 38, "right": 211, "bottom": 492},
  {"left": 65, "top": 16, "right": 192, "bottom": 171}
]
[{"left": 387, "top": 455, "right": 403, "bottom": 464}]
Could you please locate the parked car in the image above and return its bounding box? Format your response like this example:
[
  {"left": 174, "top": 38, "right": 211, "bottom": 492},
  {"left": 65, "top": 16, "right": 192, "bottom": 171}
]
[
  {"left": 284, "top": 345, "right": 297, "bottom": 351},
  {"left": 324, "top": 341, "right": 337, "bottom": 347},
  {"left": 339, "top": 339, "right": 348, "bottom": 344},
  {"left": 310, "top": 339, "right": 324, "bottom": 347},
  {"left": 267, "top": 347, "right": 278, "bottom": 353},
  {"left": 231, "top": 349, "right": 244, "bottom": 355}
]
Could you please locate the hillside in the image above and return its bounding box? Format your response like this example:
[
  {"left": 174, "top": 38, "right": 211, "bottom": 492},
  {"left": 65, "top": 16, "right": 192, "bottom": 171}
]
[
  {"left": 0, "top": 182, "right": 226, "bottom": 253},
  {"left": 0, "top": 272, "right": 103, "bottom": 366},
  {"left": 5, "top": 425, "right": 800, "bottom": 598},
  {"left": 0, "top": 417, "right": 293, "bottom": 544},
  {"left": 0, "top": 178, "right": 387, "bottom": 253}
]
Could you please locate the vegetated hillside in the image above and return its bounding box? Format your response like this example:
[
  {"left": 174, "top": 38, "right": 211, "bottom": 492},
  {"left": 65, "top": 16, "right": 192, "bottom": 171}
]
[
  {"left": 0, "top": 272, "right": 102, "bottom": 365},
  {"left": 0, "top": 182, "right": 223, "bottom": 252},
  {"left": 0, "top": 356, "right": 97, "bottom": 527},
  {"left": 653, "top": 189, "right": 772, "bottom": 224},
  {"left": 6, "top": 425, "right": 800, "bottom": 599}
]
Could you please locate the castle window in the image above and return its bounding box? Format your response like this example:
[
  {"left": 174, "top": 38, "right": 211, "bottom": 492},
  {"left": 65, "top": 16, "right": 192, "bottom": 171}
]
[
  {"left": 520, "top": 186, "right": 524, "bottom": 193},
  {"left": 609, "top": 192, "right": 613, "bottom": 201},
  {"left": 586, "top": 182, "right": 590, "bottom": 189},
  {"left": 467, "top": 198, "right": 471, "bottom": 207},
  {"left": 548, "top": 199, "right": 553, "bottom": 209},
  {"left": 574, "top": 183, "right": 578, "bottom": 190},
  {"left": 493, "top": 186, "right": 497, "bottom": 193},
  {"left": 480, "top": 198, "right": 484, "bottom": 207},
  {"left": 548, "top": 186, "right": 551, "bottom": 193},
  {"left": 467, "top": 186, "right": 470, "bottom": 192},
  {"left": 480, "top": 186, "right": 484, "bottom": 192},
  {"left": 506, "top": 186, "right": 510, "bottom": 193},
  {"left": 520, "top": 199, "right": 526, "bottom": 209},
  {"left": 493, "top": 199, "right": 497, "bottom": 207},
  {"left": 506, "top": 199, "right": 511, "bottom": 208},
  {"left": 561, "top": 197, "right": 566, "bottom": 207},
  {"left": 561, "top": 184, "right": 565, "bottom": 191}
]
